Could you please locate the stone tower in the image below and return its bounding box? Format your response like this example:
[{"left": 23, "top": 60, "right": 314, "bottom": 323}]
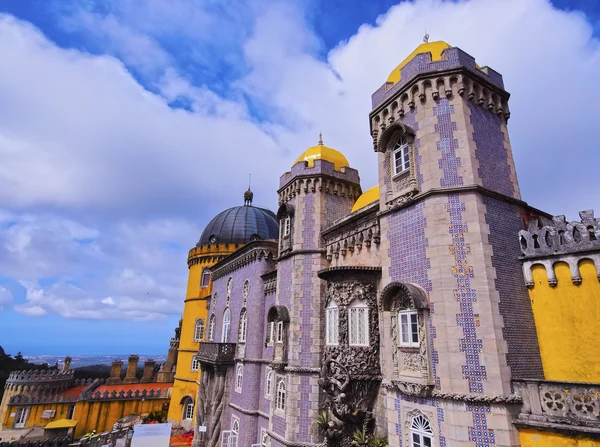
[
  {"left": 269, "top": 139, "right": 361, "bottom": 445},
  {"left": 370, "top": 41, "right": 544, "bottom": 446}
]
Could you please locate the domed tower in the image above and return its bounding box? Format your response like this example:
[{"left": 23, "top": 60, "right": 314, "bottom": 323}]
[{"left": 168, "top": 192, "right": 278, "bottom": 427}]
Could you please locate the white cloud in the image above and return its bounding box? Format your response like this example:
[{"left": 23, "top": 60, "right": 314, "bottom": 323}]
[{"left": 0, "top": 0, "right": 598, "bottom": 325}]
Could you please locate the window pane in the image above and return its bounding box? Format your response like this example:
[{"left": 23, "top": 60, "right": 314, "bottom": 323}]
[
  {"left": 411, "top": 313, "right": 419, "bottom": 344},
  {"left": 412, "top": 433, "right": 421, "bottom": 446},
  {"left": 423, "top": 436, "right": 432, "bottom": 447},
  {"left": 400, "top": 313, "right": 409, "bottom": 344}
]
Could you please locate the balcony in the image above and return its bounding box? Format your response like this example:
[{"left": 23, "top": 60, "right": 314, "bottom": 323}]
[
  {"left": 197, "top": 342, "right": 236, "bottom": 367},
  {"left": 513, "top": 379, "right": 600, "bottom": 436}
]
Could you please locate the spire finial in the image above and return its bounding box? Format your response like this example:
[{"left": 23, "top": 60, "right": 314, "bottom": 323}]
[
  {"left": 423, "top": 30, "right": 429, "bottom": 43},
  {"left": 244, "top": 174, "right": 253, "bottom": 206},
  {"left": 318, "top": 131, "right": 323, "bottom": 145}
]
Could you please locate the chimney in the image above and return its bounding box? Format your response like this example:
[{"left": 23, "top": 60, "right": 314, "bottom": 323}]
[
  {"left": 106, "top": 360, "right": 123, "bottom": 385},
  {"left": 140, "top": 360, "right": 156, "bottom": 383},
  {"left": 123, "top": 355, "right": 139, "bottom": 384},
  {"left": 62, "top": 356, "right": 72, "bottom": 373}
]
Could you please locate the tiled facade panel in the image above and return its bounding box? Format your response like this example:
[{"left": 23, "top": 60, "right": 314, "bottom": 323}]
[
  {"left": 482, "top": 196, "right": 543, "bottom": 379},
  {"left": 468, "top": 101, "right": 515, "bottom": 198},
  {"left": 325, "top": 193, "right": 352, "bottom": 227},
  {"left": 229, "top": 410, "right": 258, "bottom": 447}
]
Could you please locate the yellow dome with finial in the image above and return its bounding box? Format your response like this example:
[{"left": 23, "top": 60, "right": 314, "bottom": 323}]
[
  {"left": 294, "top": 133, "right": 350, "bottom": 172},
  {"left": 386, "top": 40, "right": 452, "bottom": 86}
]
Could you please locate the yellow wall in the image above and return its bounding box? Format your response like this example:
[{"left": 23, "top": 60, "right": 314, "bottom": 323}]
[
  {"left": 519, "top": 428, "right": 600, "bottom": 447},
  {"left": 528, "top": 260, "right": 600, "bottom": 382},
  {"left": 168, "top": 244, "right": 238, "bottom": 424},
  {"left": 3, "top": 398, "right": 169, "bottom": 439}
]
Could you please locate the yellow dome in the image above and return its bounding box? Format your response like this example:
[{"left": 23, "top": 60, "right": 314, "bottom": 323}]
[
  {"left": 386, "top": 41, "right": 451, "bottom": 86},
  {"left": 294, "top": 135, "right": 350, "bottom": 172},
  {"left": 351, "top": 185, "right": 379, "bottom": 213}
]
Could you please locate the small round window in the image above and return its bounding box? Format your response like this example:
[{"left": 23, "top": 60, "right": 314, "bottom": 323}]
[{"left": 209, "top": 235, "right": 218, "bottom": 244}]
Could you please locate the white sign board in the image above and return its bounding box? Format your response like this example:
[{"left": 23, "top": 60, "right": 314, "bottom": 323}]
[
  {"left": 131, "top": 423, "right": 172, "bottom": 447},
  {"left": 198, "top": 426, "right": 207, "bottom": 432}
]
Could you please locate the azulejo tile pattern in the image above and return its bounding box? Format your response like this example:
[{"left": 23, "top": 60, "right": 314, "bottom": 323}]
[
  {"left": 435, "top": 99, "right": 495, "bottom": 446},
  {"left": 468, "top": 406, "right": 495, "bottom": 446}
]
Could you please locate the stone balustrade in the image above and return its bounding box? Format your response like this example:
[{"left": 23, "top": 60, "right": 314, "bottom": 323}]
[{"left": 513, "top": 379, "right": 600, "bottom": 435}]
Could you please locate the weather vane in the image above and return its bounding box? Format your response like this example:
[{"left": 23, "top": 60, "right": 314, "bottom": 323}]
[
  {"left": 318, "top": 131, "right": 323, "bottom": 145},
  {"left": 423, "top": 30, "right": 429, "bottom": 43}
]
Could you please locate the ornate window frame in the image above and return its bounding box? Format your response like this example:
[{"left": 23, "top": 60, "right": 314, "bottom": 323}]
[
  {"left": 222, "top": 308, "right": 231, "bottom": 342},
  {"left": 235, "top": 363, "right": 244, "bottom": 392},
  {"left": 382, "top": 282, "right": 432, "bottom": 387},
  {"left": 325, "top": 301, "right": 339, "bottom": 346},
  {"left": 348, "top": 299, "right": 369, "bottom": 346},
  {"left": 265, "top": 368, "right": 273, "bottom": 397},
  {"left": 277, "top": 203, "right": 295, "bottom": 255},
  {"left": 275, "top": 378, "right": 286, "bottom": 412},
  {"left": 404, "top": 409, "right": 435, "bottom": 447},
  {"left": 238, "top": 308, "right": 247, "bottom": 343}
]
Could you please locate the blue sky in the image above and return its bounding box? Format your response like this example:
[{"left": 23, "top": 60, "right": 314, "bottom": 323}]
[{"left": 0, "top": 0, "right": 598, "bottom": 356}]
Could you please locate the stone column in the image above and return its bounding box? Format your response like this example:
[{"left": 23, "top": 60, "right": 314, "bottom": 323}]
[
  {"left": 140, "top": 360, "right": 156, "bottom": 383},
  {"left": 123, "top": 355, "right": 139, "bottom": 384},
  {"left": 106, "top": 360, "right": 123, "bottom": 385}
]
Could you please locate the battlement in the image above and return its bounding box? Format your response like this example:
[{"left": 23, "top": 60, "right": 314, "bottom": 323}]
[
  {"left": 519, "top": 210, "right": 600, "bottom": 258},
  {"left": 7, "top": 368, "right": 74, "bottom": 384}
]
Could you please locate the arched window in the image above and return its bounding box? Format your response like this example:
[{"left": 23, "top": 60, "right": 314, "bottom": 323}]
[
  {"left": 267, "top": 321, "right": 275, "bottom": 345},
  {"left": 410, "top": 414, "right": 433, "bottom": 447},
  {"left": 222, "top": 308, "right": 231, "bottom": 342},
  {"left": 232, "top": 418, "right": 239, "bottom": 435},
  {"left": 182, "top": 397, "right": 194, "bottom": 420},
  {"left": 200, "top": 269, "right": 211, "bottom": 288},
  {"left": 276, "top": 379, "right": 286, "bottom": 411},
  {"left": 191, "top": 357, "right": 200, "bottom": 372},
  {"left": 348, "top": 300, "right": 369, "bottom": 346},
  {"left": 276, "top": 321, "right": 284, "bottom": 343},
  {"left": 235, "top": 364, "right": 243, "bottom": 392},
  {"left": 283, "top": 216, "right": 291, "bottom": 237},
  {"left": 239, "top": 309, "right": 247, "bottom": 343},
  {"left": 265, "top": 368, "right": 273, "bottom": 397},
  {"left": 208, "top": 314, "right": 216, "bottom": 341},
  {"left": 325, "top": 301, "right": 339, "bottom": 346},
  {"left": 194, "top": 319, "right": 204, "bottom": 342},
  {"left": 393, "top": 136, "right": 410, "bottom": 175}
]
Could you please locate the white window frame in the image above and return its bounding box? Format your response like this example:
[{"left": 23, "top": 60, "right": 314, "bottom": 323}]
[
  {"left": 201, "top": 269, "right": 211, "bottom": 288},
  {"left": 348, "top": 300, "right": 369, "bottom": 346},
  {"left": 66, "top": 404, "right": 76, "bottom": 420},
  {"left": 265, "top": 368, "right": 273, "bottom": 397},
  {"left": 221, "top": 430, "right": 237, "bottom": 447},
  {"left": 191, "top": 356, "right": 200, "bottom": 372},
  {"left": 267, "top": 321, "right": 275, "bottom": 345},
  {"left": 194, "top": 318, "right": 205, "bottom": 342},
  {"left": 276, "top": 321, "right": 284, "bottom": 343},
  {"left": 14, "top": 407, "right": 29, "bottom": 428},
  {"left": 239, "top": 309, "right": 247, "bottom": 343},
  {"left": 261, "top": 428, "right": 268, "bottom": 447},
  {"left": 235, "top": 364, "right": 244, "bottom": 392},
  {"left": 283, "top": 216, "right": 291, "bottom": 237},
  {"left": 276, "top": 379, "right": 286, "bottom": 412},
  {"left": 231, "top": 417, "right": 239, "bottom": 436},
  {"left": 208, "top": 314, "right": 216, "bottom": 341},
  {"left": 410, "top": 414, "right": 433, "bottom": 447},
  {"left": 325, "top": 301, "right": 339, "bottom": 346},
  {"left": 393, "top": 136, "right": 410, "bottom": 176},
  {"left": 399, "top": 310, "right": 420, "bottom": 347},
  {"left": 222, "top": 308, "right": 231, "bottom": 342},
  {"left": 183, "top": 399, "right": 194, "bottom": 420}
]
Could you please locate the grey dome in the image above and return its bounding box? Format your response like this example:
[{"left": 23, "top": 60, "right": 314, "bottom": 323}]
[{"left": 198, "top": 205, "right": 279, "bottom": 246}]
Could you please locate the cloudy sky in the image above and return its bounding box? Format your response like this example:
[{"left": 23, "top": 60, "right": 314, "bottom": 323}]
[{"left": 0, "top": 0, "right": 598, "bottom": 355}]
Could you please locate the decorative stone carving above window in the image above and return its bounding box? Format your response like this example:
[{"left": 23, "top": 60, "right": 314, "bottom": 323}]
[
  {"left": 382, "top": 282, "right": 432, "bottom": 390},
  {"left": 277, "top": 203, "right": 295, "bottom": 255},
  {"left": 379, "top": 123, "right": 419, "bottom": 210}
]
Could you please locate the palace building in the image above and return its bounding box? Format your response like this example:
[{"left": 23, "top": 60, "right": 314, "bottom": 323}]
[{"left": 167, "top": 39, "right": 600, "bottom": 447}]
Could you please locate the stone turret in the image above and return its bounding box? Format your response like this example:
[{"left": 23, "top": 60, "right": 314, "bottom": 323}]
[
  {"left": 106, "top": 360, "right": 123, "bottom": 385},
  {"left": 122, "top": 355, "right": 139, "bottom": 384},
  {"left": 140, "top": 360, "right": 156, "bottom": 383}
]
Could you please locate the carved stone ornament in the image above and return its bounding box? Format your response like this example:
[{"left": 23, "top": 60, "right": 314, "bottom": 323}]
[
  {"left": 393, "top": 380, "right": 434, "bottom": 398},
  {"left": 386, "top": 190, "right": 417, "bottom": 210}
]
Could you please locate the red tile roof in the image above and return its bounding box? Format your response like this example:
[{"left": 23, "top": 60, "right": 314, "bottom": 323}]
[
  {"left": 60, "top": 385, "right": 86, "bottom": 400},
  {"left": 94, "top": 382, "right": 172, "bottom": 394}
]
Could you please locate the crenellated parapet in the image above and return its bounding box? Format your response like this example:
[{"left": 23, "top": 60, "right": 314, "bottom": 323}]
[
  {"left": 8, "top": 378, "right": 102, "bottom": 405},
  {"left": 519, "top": 210, "right": 600, "bottom": 287},
  {"left": 7, "top": 368, "right": 74, "bottom": 384},
  {"left": 369, "top": 47, "right": 510, "bottom": 154}
]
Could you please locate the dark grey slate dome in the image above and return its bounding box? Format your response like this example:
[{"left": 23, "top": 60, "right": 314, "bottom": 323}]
[{"left": 198, "top": 205, "right": 279, "bottom": 246}]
